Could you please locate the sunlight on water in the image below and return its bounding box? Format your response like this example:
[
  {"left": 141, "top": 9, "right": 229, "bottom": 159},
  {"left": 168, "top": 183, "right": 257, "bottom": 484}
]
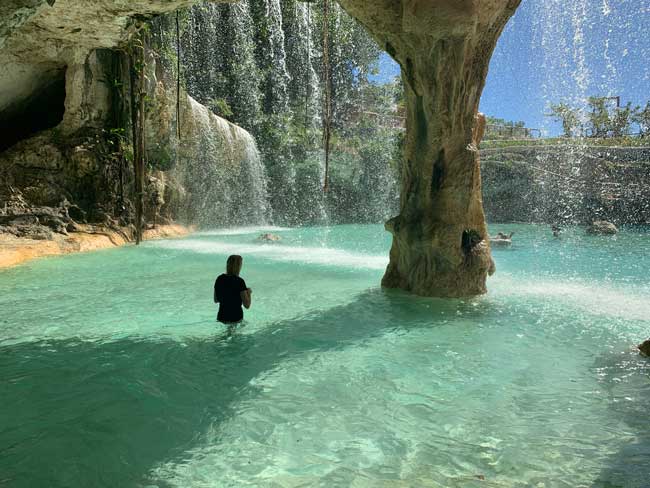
[
  {"left": 1, "top": 224, "right": 649, "bottom": 487},
  {"left": 494, "top": 273, "right": 650, "bottom": 322},
  {"left": 153, "top": 238, "right": 388, "bottom": 270},
  {"left": 195, "top": 226, "right": 291, "bottom": 236}
]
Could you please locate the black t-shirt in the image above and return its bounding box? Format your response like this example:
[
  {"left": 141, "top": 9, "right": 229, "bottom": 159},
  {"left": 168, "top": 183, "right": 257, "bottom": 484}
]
[{"left": 214, "top": 274, "right": 247, "bottom": 323}]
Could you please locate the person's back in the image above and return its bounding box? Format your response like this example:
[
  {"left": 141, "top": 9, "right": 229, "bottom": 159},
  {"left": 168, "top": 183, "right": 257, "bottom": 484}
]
[{"left": 214, "top": 255, "right": 251, "bottom": 324}]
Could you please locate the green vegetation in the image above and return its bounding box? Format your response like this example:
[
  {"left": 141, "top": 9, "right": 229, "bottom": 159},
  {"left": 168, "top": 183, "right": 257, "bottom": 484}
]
[
  {"left": 548, "top": 96, "right": 650, "bottom": 139},
  {"left": 162, "top": 0, "right": 402, "bottom": 224},
  {"left": 482, "top": 135, "right": 650, "bottom": 150}
]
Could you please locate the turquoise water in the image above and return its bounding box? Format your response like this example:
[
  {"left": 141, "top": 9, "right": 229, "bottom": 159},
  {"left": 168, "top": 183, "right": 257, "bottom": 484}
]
[{"left": 1, "top": 224, "right": 649, "bottom": 487}]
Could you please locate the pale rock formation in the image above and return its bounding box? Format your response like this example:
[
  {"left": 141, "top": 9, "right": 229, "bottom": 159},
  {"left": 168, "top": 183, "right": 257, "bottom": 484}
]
[
  {"left": 586, "top": 220, "right": 618, "bottom": 235},
  {"left": 0, "top": 0, "right": 232, "bottom": 133},
  {"left": 144, "top": 56, "right": 269, "bottom": 225},
  {"left": 337, "top": 0, "right": 521, "bottom": 297},
  {"left": 0, "top": 44, "right": 264, "bottom": 226}
]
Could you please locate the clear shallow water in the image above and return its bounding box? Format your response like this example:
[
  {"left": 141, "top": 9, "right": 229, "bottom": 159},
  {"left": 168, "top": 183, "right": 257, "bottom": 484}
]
[{"left": 1, "top": 224, "right": 649, "bottom": 487}]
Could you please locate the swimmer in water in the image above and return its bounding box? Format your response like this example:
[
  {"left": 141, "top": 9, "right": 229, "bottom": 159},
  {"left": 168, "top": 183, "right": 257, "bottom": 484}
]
[{"left": 213, "top": 254, "right": 252, "bottom": 325}]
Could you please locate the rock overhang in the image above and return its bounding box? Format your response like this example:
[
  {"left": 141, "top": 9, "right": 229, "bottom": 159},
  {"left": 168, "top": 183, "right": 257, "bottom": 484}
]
[{"left": 0, "top": 0, "right": 234, "bottom": 132}]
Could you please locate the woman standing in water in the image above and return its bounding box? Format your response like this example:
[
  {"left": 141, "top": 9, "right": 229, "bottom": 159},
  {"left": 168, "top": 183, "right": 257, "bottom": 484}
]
[{"left": 214, "top": 255, "right": 252, "bottom": 324}]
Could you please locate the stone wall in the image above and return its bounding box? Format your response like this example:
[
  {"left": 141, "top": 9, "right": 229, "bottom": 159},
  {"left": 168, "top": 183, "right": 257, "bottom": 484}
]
[
  {"left": 0, "top": 0, "right": 233, "bottom": 132},
  {"left": 481, "top": 145, "right": 650, "bottom": 225}
]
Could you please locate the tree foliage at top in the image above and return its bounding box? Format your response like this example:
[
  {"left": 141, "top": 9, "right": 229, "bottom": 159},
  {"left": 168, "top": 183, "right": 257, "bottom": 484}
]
[{"left": 548, "top": 96, "right": 649, "bottom": 138}]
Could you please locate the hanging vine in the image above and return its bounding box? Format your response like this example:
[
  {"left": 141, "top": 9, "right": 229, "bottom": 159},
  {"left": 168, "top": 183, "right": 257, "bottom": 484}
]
[
  {"left": 128, "top": 26, "right": 147, "bottom": 245},
  {"left": 304, "top": 1, "right": 312, "bottom": 130},
  {"left": 176, "top": 10, "right": 182, "bottom": 141},
  {"left": 321, "top": 0, "right": 332, "bottom": 192}
]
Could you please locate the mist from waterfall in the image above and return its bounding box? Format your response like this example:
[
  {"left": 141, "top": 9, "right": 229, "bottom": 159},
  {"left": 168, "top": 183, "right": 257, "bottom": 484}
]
[
  {"left": 480, "top": 0, "right": 650, "bottom": 226},
  {"left": 173, "top": 97, "right": 270, "bottom": 227},
  {"left": 171, "top": 0, "right": 399, "bottom": 228}
]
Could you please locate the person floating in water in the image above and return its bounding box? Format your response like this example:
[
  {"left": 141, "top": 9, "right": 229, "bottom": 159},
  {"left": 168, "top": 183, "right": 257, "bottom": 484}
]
[
  {"left": 214, "top": 254, "right": 252, "bottom": 324},
  {"left": 551, "top": 224, "right": 562, "bottom": 238}
]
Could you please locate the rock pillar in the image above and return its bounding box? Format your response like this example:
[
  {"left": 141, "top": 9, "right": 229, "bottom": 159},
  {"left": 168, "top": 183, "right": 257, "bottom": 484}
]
[
  {"left": 338, "top": 0, "right": 520, "bottom": 297},
  {"left": 60, "top": 50, "right": 112, "bottom": 134}
]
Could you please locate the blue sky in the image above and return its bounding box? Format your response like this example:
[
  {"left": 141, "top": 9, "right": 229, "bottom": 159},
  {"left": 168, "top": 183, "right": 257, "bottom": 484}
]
[{"left": 372, "top": 0, "right": 650, "bottom": 136}]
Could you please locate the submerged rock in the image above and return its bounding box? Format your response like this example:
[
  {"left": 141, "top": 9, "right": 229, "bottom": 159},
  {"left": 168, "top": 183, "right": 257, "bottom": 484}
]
[
  {"left": 490, "top": 232, "right": 513, "bottom": 247},
  {"left": 257, "top": 233, "right": 281, "bottom": 242},
  {"left": 586, "top": 221, "right": 618, "bottom": 235},
  {"left": 638, "top": 340, "right": 650, "bottom": 357}
]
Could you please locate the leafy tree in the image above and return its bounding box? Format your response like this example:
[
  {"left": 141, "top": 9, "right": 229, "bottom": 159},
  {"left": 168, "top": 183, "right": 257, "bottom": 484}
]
[
  {"left": 632, "top": 102, "right": 650, "bottom": 137},
  {"left": 610, "top": 102, "right": 633, "bottom": 137},
  {"left": 548, "top": 103, "right": 580, "bottom": 137},
  {"left": 587, "top": 97, "right": 612, "bottom": 137}
]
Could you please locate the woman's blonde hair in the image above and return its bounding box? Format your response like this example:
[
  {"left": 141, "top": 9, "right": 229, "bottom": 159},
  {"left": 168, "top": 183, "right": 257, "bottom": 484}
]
[{"left": 226, "top": 255, "right": 243, "bottom": 275}]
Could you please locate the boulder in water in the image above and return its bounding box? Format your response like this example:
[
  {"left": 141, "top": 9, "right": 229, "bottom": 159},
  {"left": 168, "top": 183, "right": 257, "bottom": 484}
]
[
  {"left": 638, "top": 339, "right": 650, "bottom": 357},
  {"left": 258, "top": 233, "right": 281, "bottom": 242},
  {"left": 490, "top": 232, "right": 513, "bottom": 247},
  {"left": 586, "top": 221, "right": 618, "bottom": 235}
]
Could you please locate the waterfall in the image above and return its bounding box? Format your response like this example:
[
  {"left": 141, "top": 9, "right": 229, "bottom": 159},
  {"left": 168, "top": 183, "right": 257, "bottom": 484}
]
[
  {"left": 174, "top": 97, "right": 269, "bottom": 227},
  {"left": 530, "top": 0, "right": 594, "bottom": 223},
  {"left": 282, "top": 0, "right": 320, "bottom": 125},
  {"left": 260, "top": 0, "right": 290, "bottom": 114},
  {"left": 162, "top": 0, "right": 399, "bottom": 227},
  {"left": 280, "top": 0, "right": 328, "bottom": 224},
  {"left": 481, "top": 0, "right": 650, "bottom": 225}
]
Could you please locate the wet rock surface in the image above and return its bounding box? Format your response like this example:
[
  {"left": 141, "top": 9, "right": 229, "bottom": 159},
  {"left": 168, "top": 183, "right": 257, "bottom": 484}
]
[
  {"left": 257, "top": 233, "right": 281, "bottom": 242},
  {"left": 0, "top": 188, "right": 118, "bottom": 241},
  {"left": 639, "top": 340, "right": 650, "bottom": 357},
  {"left": 481, "top": 146, "right": 650, "bottom": 225},
  {"left": 586, "top": 220, "right": 618, "bottom": 235},
  {"left": 1, "top": 194, "right": 71, "bottom": 240}
]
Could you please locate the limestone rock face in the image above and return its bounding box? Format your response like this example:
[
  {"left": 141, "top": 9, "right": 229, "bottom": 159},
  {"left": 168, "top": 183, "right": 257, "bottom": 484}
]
[
  {"left": 1, "top": 0, "right": 265, "bottom": 230},
  {"left": 338, "top": 0, "right": 521, "bottom": 297},
  {"left": 0, "top": 0, "right": 233, "bottom": 143},
  {"left": 586, "top": 220, "right": 618, "bottom": 235},
  {"left": 0, "top": 42, "right": 265, "bottom": 227}
]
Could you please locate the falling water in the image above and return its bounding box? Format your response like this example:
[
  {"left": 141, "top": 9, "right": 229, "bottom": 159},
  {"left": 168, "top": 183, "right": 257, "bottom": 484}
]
[
  {"left": 283, "top": 0, "right": 321, "bottom": 127},
  {"left": 527, "top": 0, "right": 591, "bottom": 224},
  {"left": 257, "top": 0, "right": 291, "bottom": 114},
  {"left": 174, "top": 97, "right": 269, "bottom": 226},
  {"left": 482, "top": 0, "right": 650, "bottom": 225},
  {"left": 173, "top": 0, "right": 399, "bottom": 227}
]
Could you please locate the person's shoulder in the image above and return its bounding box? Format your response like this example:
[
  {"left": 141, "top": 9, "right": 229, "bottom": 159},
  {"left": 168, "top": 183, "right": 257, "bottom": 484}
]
[{"left": 215, "top": 273, "right": 227, "bottom": 281}]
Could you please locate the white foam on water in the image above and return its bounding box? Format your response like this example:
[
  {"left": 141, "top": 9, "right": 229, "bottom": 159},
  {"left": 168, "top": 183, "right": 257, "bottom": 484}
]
[
  {"left": 151, "top": 238, "right": 389, "bottom": 270},
  {"left": 492, "top": 273, "right": 650, "bottom": 321},
  {"left": 196, "top": 226, "right": 291, "bottom": 236}
]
